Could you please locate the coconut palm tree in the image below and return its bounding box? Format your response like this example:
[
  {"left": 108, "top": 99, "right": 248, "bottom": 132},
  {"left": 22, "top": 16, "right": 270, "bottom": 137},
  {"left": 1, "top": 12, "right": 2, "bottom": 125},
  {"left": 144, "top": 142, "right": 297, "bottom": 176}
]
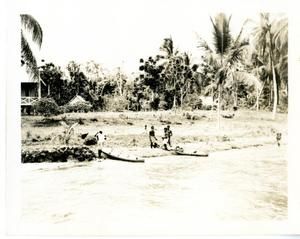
[
  {"left": 273, "top": 17, "right": 288, "bottom": 98},
  {"left": 21, "top": 14, "right": 43, "bottom": 77},
  {"left": 21, "top": 14, "right": 43, "bottom": 98},
  {"left": 252, "top": 13, "right": 288, "bottom": 119},
  {"left": 198, "top": 13, "right": 248, "bottom": 129}
]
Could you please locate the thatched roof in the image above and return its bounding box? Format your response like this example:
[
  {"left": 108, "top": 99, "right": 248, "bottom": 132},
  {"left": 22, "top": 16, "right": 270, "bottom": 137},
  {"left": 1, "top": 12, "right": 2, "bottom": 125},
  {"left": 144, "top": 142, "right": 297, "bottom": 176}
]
[{"left": 68, "top": 95, "right": 88, "bottom": 105}]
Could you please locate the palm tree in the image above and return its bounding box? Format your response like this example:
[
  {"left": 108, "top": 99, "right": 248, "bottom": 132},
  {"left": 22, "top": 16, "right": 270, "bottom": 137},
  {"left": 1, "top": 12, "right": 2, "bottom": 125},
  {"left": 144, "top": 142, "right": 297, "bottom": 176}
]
[
  {"left": 21, "top": 14, "right": 43, "bottom": 96},
  {"left": 273, "top": 17, "right": 288, "bottom": 99},
  {"left": 199, "top": 13, "right": 248, "bottom": 129},
  {"left": 252, "top": 13, "right": 288, "bottom": 119}
]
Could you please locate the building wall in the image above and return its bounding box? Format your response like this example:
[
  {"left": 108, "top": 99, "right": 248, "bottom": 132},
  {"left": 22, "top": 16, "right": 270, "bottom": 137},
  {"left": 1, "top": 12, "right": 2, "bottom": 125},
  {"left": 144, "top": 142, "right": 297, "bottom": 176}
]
[{"left": 21, "top": 83, "right": 38, "bottom": 97}]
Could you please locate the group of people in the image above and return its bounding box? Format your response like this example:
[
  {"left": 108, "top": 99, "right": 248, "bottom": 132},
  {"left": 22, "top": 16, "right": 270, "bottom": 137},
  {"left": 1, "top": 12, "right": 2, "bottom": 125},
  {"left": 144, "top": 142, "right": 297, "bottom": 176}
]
[
  {"left": 94, "top": 125, "right": 173, "bottom": 150},
  {"left": 149, "top": 125, "right": 173, "bottom": 150}
]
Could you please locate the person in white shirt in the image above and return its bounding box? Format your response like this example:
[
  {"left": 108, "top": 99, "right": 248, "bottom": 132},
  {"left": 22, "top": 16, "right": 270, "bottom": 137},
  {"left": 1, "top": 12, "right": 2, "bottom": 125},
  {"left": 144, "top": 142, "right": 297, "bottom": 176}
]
[{"left": 95, "top": 131, "right": 106, "bottom": 148}]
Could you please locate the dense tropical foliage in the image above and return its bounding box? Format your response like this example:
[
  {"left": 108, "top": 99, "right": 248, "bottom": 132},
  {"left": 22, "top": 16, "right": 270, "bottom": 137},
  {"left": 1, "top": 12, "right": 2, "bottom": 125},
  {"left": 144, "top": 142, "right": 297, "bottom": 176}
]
[{"left": 22, "top": 13, "right": 288, "bottom": 119}]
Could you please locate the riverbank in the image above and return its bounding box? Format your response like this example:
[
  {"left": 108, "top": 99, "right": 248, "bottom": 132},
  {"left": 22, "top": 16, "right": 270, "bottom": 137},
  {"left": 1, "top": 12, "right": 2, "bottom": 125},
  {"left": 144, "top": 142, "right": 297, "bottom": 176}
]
[{"left": 21, "top": 110, "right": 287, "bottom": 158}]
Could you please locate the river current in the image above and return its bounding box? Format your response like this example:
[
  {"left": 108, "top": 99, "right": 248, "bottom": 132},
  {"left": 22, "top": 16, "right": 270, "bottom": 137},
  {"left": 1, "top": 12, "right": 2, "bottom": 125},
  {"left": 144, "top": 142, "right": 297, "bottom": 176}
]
[{"left": 19, "top": 145, "right": 287, "bottom": 236}]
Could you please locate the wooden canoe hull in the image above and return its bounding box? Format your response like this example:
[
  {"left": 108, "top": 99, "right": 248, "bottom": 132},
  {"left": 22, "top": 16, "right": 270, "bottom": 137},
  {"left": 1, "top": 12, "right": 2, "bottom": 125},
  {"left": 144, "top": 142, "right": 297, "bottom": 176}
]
[
  {"left": 174, "top": 151, "right": 209, "bottom": 157},
  {"left": 98, "top": 149, "right": 145, "bottom": 163},
  {"left": 173, "top": 147, "right": 209, "bottom": 157}
]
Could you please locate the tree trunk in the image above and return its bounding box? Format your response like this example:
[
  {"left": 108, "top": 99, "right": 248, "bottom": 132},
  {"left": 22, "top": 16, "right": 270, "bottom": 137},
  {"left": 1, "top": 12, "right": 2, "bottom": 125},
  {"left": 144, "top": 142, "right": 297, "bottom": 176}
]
[
  {"left": 255, "top": 87, "right": 259, "bottom": 111},
  {"left": 217, "top": 84, "right": 221, "bottom": 130},
  {"left": 173, "top": 94, "right": 176, "bottom": 110},
  {"left": 269, "top": 81, "right": 273, "bottom": 107},
  {"left": 234, "top": 90, "right": 238, "bottom": 108},
  {"left": 211, "top": 88, "right": 214, "bottom": 112},
  {"left": 272, "top": 63, "right": 278, "bottom": 120},
  {"left": 101, "top": 82, "right": 108, "bottom": 96},
  {"left": 276, "top": 70, "right": 280, "bottom": 105},
  {"left": 268, "top": 31, "right": 278, "bottom": 119},
  {"left": 38, "top": 78, "right": 41, "bottom": 99},
  {"left": 172, "top": 78, "right": 177, "bottom": 110},
  {"left": 255, "top": 80, "right": 266, "bottom": 111},
  {"left": 180, "top": 88, "right": 184, "bottom": 110},
  {"left": 255, "top": 66, "right": 259, "bottom": 111},
  {"left": 233, "top": 73, "right": 238, "bottom": 108}
]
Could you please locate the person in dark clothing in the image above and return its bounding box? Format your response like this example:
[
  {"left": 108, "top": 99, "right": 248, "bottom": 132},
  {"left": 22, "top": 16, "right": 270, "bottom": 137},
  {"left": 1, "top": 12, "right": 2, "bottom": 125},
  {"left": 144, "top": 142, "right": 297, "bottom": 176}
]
[
  {"left": 164, "top": 127, "right": 168, "bottom": 137},
  {"left": 166, "top": 125, "right": 173, "bottom": 147},
  {"left": 149, "top": 126, "right": 158, "bottom": 148},
  {"left": 162, "top": 136, "right": 169, "bottom": 150},
  {"left": 276, "top": 132, "right": 282, "bottom": 147}
]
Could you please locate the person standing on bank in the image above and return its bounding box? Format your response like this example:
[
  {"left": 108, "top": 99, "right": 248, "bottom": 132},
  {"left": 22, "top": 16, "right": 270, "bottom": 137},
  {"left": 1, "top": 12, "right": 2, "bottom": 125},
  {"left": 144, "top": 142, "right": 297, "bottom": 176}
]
[
  {"left": 166, "top": 125, "right": 173, "bottom": 147},
  {"left": 95, "top": 130, "right": 106, "bottom": 149},
  {"left": 149, "top": 126, "right": 158, "bottom": 148}
]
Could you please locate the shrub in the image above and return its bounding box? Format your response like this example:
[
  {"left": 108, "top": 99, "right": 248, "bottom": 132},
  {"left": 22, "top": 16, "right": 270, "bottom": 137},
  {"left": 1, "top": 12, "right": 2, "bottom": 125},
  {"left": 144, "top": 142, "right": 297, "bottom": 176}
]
[
  {"left": 104, "top": 96, "right": 129, "bottom": 112},
  {"left": 84, "top": 136, "right": 97, "bottom": 145},
  {"left": 158, "top": 100, "right": 168, "bottom": 110},
  {"left": 193, "top": 98, "right": 203, "bottom": 110},
  {"left": 32, "top": 97, "right": 61, "bottom": 116},
  {"left": 150, "top": 97, "right": 160, "bottom": 110},
  {"left": 65, "top": 101, "right": 92, "bottom": 113}
]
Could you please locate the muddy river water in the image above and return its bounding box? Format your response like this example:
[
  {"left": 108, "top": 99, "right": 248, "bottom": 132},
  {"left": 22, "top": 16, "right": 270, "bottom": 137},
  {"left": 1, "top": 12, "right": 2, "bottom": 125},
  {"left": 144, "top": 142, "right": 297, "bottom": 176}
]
[{"left": 19, "top": 145, "right": 287, "bottom": 236}]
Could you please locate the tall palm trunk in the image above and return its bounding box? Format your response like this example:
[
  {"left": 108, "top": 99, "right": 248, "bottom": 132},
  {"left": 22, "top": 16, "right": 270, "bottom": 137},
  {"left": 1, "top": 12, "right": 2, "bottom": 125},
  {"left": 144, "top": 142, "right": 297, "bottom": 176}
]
[
  {"left": 269, "top": 81, "right": 273, "bottom": 107},
  {"left": 256, "top": 87, "right": 259, "bottom": 111},
  {"left": 173, "top": 94, "right": 176, "bottom": 109},
  {"left": 211, "top": 88, "right": 214, "bottom": 112},
  {"left": 180, "top": 88, "right": 184, "bottom": 110},
  {"left": 233, "top": 73, "right": 238, "bottom": 108},
  {"left": 255, "top": 66, "right": 259, "bottom": 111},
  {"left": 269, "top": 32, "right": 278, "bottom": 120},
  {"left": 255, "top": 79, "right": 266, "bottom": 111},
  {"left": 172, "top": 78, "right": 177, "bottom": 110},
  {"left": 271, "top": 63, "right": 278, "bottom": 119},
  {"left": 217, "top": 84, "right": 221, "bottom": 129}
]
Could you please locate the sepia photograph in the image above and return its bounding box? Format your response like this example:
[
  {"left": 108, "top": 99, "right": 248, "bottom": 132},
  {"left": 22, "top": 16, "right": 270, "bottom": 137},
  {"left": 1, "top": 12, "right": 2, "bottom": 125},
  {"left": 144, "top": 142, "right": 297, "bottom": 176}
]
[{"left": 4, "top": 0, "right": 300, "bottom": 237}]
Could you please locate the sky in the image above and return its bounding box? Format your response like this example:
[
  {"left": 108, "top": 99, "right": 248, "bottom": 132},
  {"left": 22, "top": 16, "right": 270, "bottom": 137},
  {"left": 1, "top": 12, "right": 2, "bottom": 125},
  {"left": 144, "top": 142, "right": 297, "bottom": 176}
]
[{"left": 17, "top": 0, "right": 287, "bottom": 74}]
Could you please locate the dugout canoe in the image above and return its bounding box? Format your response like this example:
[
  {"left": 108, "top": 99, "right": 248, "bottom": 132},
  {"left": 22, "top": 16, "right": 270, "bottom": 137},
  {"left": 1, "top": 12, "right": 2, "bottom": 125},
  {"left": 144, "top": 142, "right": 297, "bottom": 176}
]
[
  {"left": 173, "top": 146, "right": 209, "bottom": 157},
  {"left": 98, "top": 149, "right": 145, "bottom": 163}
]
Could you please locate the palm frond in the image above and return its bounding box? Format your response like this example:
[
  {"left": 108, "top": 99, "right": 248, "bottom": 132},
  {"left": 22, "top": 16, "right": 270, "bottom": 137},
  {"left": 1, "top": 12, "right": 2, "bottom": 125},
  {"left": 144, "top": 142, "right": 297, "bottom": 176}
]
[
  {"left": 232, "top": 19, "right": 249, "bottom": 48},
  {"left": 255, "top": 13, "right": 271, "bottom": 58},
  {"left": 21, "top": 30, "right": 39, "bottom": 80},
  {"left": 273, "top": 17, "right": 288, "bottom": 51},
  {"left": 226, "top": 43, "right": 248, "bottom": 65},
  {"left": 20, "top": 14, "right": 43, "bottom": 48},
  {"left": 215, "top": 66, "right": 228, "bottom": 85},
  {"left": 196, "top": 33, "right": 213, "bottom": 53},
  {"left": 210, "top": 13, "right": 232, "bottom": 55},
  {"left": 235, "top": 71, "right": 262, "bottom": 90}
]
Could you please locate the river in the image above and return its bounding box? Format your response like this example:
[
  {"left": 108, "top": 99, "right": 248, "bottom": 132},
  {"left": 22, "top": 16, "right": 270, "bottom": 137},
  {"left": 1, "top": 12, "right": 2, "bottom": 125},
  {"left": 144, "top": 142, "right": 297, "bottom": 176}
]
[{"left": 19, "top": 145, "right": 287, "bottom": 236}]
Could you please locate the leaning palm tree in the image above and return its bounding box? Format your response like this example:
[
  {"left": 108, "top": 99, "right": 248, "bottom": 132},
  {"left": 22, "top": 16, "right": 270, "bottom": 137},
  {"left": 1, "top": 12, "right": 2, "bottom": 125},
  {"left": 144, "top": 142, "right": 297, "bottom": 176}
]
[
  {"left": 21, "top": 14, "right": 43, "bottom": 84},
  {"left": 252, "top": 13, "right": 288, "bottom": 119}
]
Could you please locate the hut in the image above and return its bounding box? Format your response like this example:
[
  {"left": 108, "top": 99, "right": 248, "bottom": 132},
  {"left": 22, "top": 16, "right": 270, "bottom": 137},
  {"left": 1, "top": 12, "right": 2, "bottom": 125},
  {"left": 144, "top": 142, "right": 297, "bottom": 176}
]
[
  {"left": 21, "top": 68, "right": 47, "bottom": 114},
  {"left": 68, "top": 95, "right": 88, "bottom": 106}
]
